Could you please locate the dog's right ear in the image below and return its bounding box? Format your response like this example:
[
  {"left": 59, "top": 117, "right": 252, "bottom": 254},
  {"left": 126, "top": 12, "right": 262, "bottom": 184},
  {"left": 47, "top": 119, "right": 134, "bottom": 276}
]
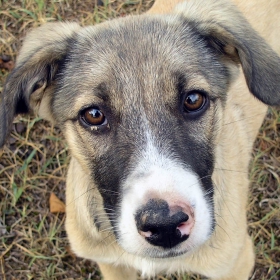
[{"left": 0, "top": 22, "right": 80, "bottom": 148}]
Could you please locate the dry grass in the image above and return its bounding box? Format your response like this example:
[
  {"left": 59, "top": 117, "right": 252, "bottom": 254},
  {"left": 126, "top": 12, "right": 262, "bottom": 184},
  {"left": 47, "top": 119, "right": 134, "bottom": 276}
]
[{"left": 0, "top": 0, "right": 279, "bottom": 279}]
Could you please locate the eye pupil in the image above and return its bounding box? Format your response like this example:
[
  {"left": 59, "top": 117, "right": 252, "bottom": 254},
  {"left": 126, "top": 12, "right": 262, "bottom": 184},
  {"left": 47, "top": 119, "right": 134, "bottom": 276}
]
[
  {"left": 82, "top": 108, "right": 106, "bottom": 126},
  {"left": 184, "top": 92, "right": 205, "bottom": 112}
]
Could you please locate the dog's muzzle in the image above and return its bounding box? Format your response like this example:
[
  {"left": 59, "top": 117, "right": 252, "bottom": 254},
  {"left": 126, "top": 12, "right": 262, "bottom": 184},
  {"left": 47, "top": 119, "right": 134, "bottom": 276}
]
[
  {"left": 135, "top": 198, "right": 194, "bottom": 249},
  {"left": 118, "top": 154, "right": 213, "bottom": 257}
]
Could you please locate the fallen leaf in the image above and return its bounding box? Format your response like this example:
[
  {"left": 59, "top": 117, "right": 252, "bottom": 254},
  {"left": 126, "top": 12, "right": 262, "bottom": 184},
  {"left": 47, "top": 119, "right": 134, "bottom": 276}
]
[{"left": 49, "top": 192, "right": 66, "bottom": 213}]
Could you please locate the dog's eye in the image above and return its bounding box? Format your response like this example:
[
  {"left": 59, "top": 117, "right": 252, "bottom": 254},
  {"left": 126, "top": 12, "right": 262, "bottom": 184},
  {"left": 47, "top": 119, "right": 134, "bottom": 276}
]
[
  {"left": 184, "top": 92, "right": 206, "bottom": 112},
  {"left": 81, "top": 108, "right": 106, "bottom": 126}
]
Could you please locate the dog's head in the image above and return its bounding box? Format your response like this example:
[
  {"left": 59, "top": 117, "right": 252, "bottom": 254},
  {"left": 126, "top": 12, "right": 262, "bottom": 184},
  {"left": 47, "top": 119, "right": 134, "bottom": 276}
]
[{"left": 1, "top": 0, "right": 280, "bottom": 259}]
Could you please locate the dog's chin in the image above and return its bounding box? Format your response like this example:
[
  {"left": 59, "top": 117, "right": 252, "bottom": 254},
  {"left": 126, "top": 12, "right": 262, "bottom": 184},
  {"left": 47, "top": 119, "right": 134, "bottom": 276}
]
[
  {"left": 117, "top": 234, "right": 211, "bottom": 259},
  {"left": 143, "top": 247, "right": 192, "bottom": 259}
]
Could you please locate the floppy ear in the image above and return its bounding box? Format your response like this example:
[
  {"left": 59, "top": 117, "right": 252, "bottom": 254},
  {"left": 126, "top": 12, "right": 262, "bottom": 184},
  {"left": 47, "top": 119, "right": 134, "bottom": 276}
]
[
  {"left": 0, "top": 22, "right": 81, "bottom": 148},
  {"left": 176, "top": 0, "right": 280, "bottom": 106}
]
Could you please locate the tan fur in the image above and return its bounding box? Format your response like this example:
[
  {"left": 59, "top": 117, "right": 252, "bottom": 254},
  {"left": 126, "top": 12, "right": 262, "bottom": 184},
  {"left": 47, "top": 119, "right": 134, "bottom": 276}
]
[
  {"left": 65, "top": 1, "right": 278, "bottom": 279},
  {"left": 1, "top": 1, "right": 280, "bottom": 279}
]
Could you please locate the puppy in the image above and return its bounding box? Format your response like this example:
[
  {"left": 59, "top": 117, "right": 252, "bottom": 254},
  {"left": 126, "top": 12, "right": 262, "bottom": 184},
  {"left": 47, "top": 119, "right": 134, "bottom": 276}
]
[{"left": 0, "top": 0, "right": 280, "bottom": 279}]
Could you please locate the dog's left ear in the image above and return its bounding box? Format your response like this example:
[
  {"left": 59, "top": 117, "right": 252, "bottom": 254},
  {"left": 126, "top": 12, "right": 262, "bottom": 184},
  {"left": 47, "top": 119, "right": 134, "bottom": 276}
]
[
  {"left": 176, "top": 0, "right": 280, "bottom": 106},
  {"left": 0, "top": 22, "right": 81, "bottom": 148}
]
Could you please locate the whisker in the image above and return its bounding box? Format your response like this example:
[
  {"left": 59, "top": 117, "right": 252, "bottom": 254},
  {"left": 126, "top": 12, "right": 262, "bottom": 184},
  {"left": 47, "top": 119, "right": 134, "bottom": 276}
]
[
  {"left": 223, "top": 113, "right": 265, "bottom": 126},
  {"left": 186, "top": 174, "right": 213, "bottom": 188},
  {"left": 99, "top": 227, "right": 115, "bottom": 233},
  {"left": 214, "top": 167, "right": 247, "bottom": 173}
]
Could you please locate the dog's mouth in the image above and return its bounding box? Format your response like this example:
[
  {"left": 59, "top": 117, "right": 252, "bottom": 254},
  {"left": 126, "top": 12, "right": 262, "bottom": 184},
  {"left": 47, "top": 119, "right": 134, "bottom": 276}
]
[{"left": 143, "top": 246, "right": 193, "bottom": 259}]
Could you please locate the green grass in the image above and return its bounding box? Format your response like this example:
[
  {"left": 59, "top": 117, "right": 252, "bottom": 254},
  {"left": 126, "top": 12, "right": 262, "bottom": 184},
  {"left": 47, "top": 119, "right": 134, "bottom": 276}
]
[{"left": 0, "top": 1, "right": 279, "bottom": 279}]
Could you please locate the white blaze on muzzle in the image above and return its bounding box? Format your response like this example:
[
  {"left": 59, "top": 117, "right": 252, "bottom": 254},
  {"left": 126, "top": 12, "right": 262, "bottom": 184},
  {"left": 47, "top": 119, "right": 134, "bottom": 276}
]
[{"left": 117, "top": 131, "right": 213, "bottom": 258}]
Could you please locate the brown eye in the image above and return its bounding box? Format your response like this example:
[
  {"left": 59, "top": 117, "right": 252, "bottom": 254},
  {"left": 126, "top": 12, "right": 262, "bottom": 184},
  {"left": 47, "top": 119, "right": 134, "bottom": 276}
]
[
  {"left": 81, "top": 108, "right": 106, "bottom": 126},
  {"left": 184, "top": 92, "right": 206, "bottom": 112}
]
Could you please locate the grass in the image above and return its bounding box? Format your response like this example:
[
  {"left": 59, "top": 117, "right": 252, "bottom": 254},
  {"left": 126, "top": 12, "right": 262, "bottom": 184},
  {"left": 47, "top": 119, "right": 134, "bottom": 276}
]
[{"left": 0, "top": 0, "right": 279, "bottom": 279}]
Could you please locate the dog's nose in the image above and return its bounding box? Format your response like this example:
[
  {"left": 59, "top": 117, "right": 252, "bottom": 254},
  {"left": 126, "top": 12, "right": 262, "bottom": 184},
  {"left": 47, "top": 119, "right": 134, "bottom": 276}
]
[{"left": 135, "top": 199, "right": 194, "bottom": 249}]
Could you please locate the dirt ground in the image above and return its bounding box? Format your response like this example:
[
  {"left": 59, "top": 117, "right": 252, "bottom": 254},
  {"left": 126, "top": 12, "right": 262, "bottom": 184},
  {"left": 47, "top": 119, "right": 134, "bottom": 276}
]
[{"left": 0, "top": 0, "right": 279, "bottom": 279}]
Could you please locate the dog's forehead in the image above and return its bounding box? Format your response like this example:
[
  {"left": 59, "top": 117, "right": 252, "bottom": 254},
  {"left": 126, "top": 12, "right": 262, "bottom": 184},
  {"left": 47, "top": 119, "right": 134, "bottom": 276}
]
[
  {"left": 70, "top": 16, "right": 203, "bottom": 84},
  {"left": 76, "top": 15, "right": 198, "bottom": 59},
  {"left": 83, "top": 16, "right": 220, "bottom": 73}
]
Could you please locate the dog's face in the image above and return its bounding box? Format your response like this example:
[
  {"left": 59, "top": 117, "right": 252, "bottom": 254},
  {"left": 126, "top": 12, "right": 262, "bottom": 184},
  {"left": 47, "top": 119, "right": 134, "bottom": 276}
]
[
  {"left": 1, "top": 1, "right": 280, "bottom": 260},
  {"left": 56, "top": 16, "right": 230, "bottom": 258}
]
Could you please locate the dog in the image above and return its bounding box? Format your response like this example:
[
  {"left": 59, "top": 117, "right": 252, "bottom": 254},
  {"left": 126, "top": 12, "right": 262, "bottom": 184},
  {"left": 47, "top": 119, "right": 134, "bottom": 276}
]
[{"left": 0, "top": 0, "right": 280, "bottom": 279}]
